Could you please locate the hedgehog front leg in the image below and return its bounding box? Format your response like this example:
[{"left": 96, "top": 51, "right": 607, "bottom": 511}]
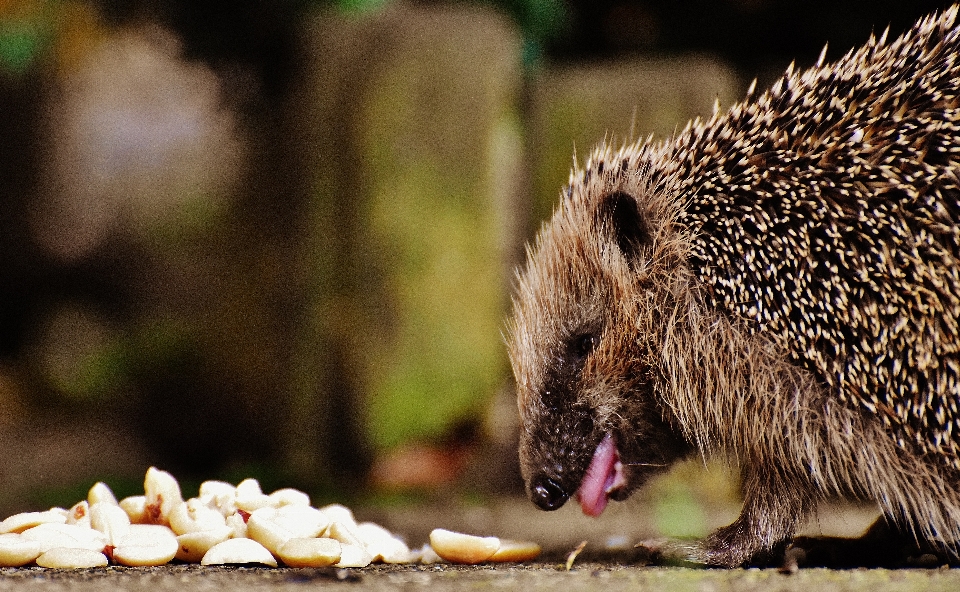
[{"left": 704, "top": 464, "right": 814, "bottom": 567}]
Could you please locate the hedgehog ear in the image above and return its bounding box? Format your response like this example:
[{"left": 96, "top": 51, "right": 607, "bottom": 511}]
[{"left": 597, "top": 191, "right": 649, "bottom": 266}]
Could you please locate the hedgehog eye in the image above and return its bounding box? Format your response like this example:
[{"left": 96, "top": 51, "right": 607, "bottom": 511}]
[
  {"left": 569, "top": 332, "right": 598, "bottom": 365},
  {"left": 542, "top": 331, "right": 599, "bottom": 411}
]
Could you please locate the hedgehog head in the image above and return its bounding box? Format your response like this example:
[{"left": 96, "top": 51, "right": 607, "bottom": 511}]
[{"left": 508, "top": 144, "right": 694, "bottom": 516}]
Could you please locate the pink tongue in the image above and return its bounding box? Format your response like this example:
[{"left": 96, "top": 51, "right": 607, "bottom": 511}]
[{"left": 576, "top": 433, "right": 622, "bottom": 517}]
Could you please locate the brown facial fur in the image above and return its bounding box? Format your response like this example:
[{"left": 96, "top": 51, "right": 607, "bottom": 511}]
[
  {"left": 510, "top": 167, "right": 693, "bottom": 506},
  {"left": 509, "top": 8, "right": 960, "bottom": 567}
]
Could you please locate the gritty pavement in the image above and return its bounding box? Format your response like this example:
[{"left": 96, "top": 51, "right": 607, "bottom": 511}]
[
  {"left": 1, "top": 563, "right": 959, "bottom": 592},
  {"left": 0, "top": 493, "right": 945, "bottom": 590}
]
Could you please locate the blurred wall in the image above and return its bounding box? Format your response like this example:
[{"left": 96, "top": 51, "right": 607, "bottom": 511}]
[
  {"left": 285, "top": 3, "right": 523, "bottom": 491},
  {"left": 528, "top": 56, "right": 738, "bottom": 228},
  {"left": 5, "top": 0, "right": 943, "bottom": 512}
]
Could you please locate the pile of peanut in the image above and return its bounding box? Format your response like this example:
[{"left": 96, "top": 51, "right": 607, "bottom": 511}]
[{"left": 0, "top": 467, "right": 539, "bottom": 569}]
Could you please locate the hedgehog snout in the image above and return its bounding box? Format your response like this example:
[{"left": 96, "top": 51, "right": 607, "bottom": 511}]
[{"left": 529, "top": 474, "right": 569, "bottom": 511}]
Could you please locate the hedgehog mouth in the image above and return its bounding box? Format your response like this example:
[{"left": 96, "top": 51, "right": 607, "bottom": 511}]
[{"left": 575, "top": 433, "right": 628, "bottom": 517}]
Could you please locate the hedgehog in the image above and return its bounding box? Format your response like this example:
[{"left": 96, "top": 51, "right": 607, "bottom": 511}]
[{"left": 508, "top": 7, "right": 960, "bottom": 567}]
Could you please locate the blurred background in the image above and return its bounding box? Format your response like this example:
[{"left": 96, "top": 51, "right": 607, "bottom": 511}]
[{"left": 0, "top": 0, "right": 954, "bottom": 546}]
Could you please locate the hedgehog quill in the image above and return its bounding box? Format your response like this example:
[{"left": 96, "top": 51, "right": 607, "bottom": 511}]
[{"left": 508, "top": 8, "right": 960, "bottom": 567}]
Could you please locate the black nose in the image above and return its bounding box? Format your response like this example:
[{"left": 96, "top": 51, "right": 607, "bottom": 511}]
[{"left": 530, "top": 475, "right": 569, "bottom": 511}]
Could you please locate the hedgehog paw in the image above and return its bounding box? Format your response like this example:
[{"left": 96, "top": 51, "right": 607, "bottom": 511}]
[{"left": 703, "top": 520, "right": 787, "bottom": 568}]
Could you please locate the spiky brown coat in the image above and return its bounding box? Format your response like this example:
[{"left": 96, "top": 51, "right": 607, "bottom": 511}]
[{"left": 509, "top": 7, "right": 960, "bottom": 566}]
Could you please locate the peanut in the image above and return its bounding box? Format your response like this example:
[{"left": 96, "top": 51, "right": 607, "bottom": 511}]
[
  {"left": 246, "top": 505, "right": 330, "bottom": 555},
  {"left": 225, "top": 511, "right": 247, "bottom": 539},
  {"left": 21, "top": 523, "right": 108, "bottom": 553},
  {"left": 201, "top": 537, "right": 277, "bottom": 567},
  {"left": 276, "top": 537, "right": 341, "bottom": 568},
  {"left": 319, "top": 504, "right": 356, "bottom": 527},
  {"left": 334, "top": 543, "right": 373, "bottom": 568},
  {"left": 143, "top": 467, "right": 183, "bottom": 525},
  {"left": 90, "top": 502, "right": 131, "bottom": 545},
  {"left": 111, "top": 524, "right": 179, "bottom": 567},
  {"left": 87, "top": 482, "right": 119, "bottom": 506},
  {"left": 66, "top": 501, "right": 90, "bottom": 528},
  {"left": 0, "top": 466, "right": 539, "bottom": 569},
  {"left": 169, "top": 499, "right": 226, "bottom": 536},
  {"left": 198, "top": 481, "right": 237, "bottom": 516},
  {"left": 35, "top": 548, "right": 108, "bottom": 569},
  {"left": 325, "top": 521, "right": 364, "bottom": 548},
  {"left": 0, "top": 510, "right": 67, "bottom": 535},
  {"left": 175, "top": 527, "right": 232, "bottom": 563},
  {"left": 357, "top": 522, "right": 413, "bottom": 563},
  {"left": 235, "top": 478, "right": 274, "bottom": 512},
  {"left": 428, "top": 528, "right": 500, "bottom": 564},
  {"left": 417, "top": 542, "right": 444, "bottom": 564},
  {"left": 0, "top": 533, "right": 42, "bottom": 567},
  {"left": 489, "top": 539, "right": 541, "bottom": 562},
  {"left": 268, "top": 488, "right": 310, "bottom": 507},
  {"left": 119, "top": 496, "right": 148, "bottom": 524}
]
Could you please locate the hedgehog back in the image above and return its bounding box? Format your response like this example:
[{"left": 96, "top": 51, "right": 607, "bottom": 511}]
[{"left": 665, "top": 9, "right": 960, "bottom": 464}]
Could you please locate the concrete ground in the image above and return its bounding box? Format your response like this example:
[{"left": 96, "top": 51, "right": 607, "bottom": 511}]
[
  {"left": 1, "top": 563, "right": 958, "bottom": 592},
  {"left": 0, "top": 494, "right": 951, "bottom": 590}
]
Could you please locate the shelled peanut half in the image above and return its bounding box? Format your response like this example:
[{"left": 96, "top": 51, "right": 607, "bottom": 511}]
[{"left": 0, "top": 467, "right": 539, "bottom": 568}]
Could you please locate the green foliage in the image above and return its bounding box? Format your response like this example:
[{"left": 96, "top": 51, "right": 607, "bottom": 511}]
[
  {"left": 362, "top": 163, "right": 506, "bottom": 450},
  {"left": 0, "top": 15, "right": 47, "bottom": 75},
  {"left": 491, "top": 0, "right": 568, "bottom": 69},
  {"left": 335, "top": 0, "right": 390, "bottom": 13},
  {"left": 346, "top": 22, "right": 518, "bottom": 451},
  {"left": 41, "top": 315, "right": 196, "bottom": 405},
  {"left": 644, "top": 459, "right": 742, "bottom": 538},
  {"left": 651, "top": 479, "right": 709, "bottom": 538},
  {"left": 0, "top": 18, "right": 43, "bottom": 74},
  {"left": 297, "top": 0, "right": 567, "bottom": 69}
]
